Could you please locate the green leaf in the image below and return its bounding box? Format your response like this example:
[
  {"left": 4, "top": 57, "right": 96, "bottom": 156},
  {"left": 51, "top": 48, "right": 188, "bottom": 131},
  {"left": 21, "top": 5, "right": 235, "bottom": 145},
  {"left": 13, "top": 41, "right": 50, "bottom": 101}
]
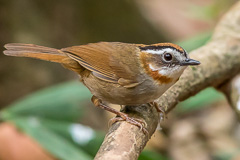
[
  {"left": 139, "top": 150, "right": 169, "bottom": 160},
  {"left": 10, "top": 116, "right": 93, "bottom": 160},
  {"left": 176, "top": 31, "right": 211, "bottom": 52},
  {"left": 40, "top": 118, "right": 104, "bottom": 156},
  {"left": 176, "top": 87, "right": 225, "bottom": 113},
  {"left": 1, "top": 81, "right": 92, "bottom": 121},
  {"left": 188, "top": 0, "right": 235, "bottom": 21},
  {"left": 213, "top": 150, "right": 240, "bottom": 160},
  {"left": 0, "top": 80, "right": 104, "bottom": 158}
]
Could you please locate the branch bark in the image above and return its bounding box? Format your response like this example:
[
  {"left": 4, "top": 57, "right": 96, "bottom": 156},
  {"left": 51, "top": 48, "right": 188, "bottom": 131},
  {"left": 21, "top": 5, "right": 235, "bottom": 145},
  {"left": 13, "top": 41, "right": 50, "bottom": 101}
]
[
  {"left": 95, "top": 2, "right": 240, "bottom": 160},
  {"left": 95, "top": 104, "right": 159, "bottom": 160},
  {"left": 220, "top": 75, "right": 240, "bottom": 120}
]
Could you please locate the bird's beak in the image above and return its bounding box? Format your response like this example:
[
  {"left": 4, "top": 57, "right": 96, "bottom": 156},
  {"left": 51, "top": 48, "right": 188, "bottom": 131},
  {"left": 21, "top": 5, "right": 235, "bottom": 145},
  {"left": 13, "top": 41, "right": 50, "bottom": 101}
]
[{"left": 180, "top": 58, "right": 200, "bottom": 66}]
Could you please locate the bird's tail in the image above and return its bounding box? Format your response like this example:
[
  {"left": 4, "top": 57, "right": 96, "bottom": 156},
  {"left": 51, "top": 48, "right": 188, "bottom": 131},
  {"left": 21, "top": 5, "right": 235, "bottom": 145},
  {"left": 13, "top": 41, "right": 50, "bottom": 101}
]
[{"left": 3, "top": 43, "right": 67, "bottom": 63}]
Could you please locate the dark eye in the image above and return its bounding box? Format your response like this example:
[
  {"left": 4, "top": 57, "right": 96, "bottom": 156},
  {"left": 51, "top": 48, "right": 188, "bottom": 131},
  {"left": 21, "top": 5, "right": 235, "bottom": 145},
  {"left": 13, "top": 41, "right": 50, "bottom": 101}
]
[{"left": 163, "top": 53, "right": 173, "bottom": 61}]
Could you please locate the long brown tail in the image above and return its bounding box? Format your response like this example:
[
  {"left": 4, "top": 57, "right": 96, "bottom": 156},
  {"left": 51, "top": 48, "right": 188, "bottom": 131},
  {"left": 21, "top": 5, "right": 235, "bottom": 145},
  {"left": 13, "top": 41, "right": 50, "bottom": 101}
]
[{"left": 3, "top": 43, "right": 67, "bottom": 63}]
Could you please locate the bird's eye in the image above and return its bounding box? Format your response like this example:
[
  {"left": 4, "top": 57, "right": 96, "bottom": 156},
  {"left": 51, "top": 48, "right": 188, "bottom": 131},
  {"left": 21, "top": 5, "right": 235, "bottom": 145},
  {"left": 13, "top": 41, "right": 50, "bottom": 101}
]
[{"left": 163, "top": 53, "right": 173, "bottom": 62}]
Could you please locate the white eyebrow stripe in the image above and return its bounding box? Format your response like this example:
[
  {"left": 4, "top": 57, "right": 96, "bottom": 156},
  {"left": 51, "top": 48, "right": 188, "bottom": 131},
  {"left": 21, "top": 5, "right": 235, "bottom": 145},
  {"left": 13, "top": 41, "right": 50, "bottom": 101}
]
[{"left": 144, "top": 48, "right": 174, "bottom": 55}]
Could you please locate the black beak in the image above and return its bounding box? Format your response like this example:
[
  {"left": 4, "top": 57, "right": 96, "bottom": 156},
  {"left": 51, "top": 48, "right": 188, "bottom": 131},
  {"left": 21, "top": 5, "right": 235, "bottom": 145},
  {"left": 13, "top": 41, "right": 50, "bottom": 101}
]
[{"left": 180, "top": 58, "right": 200, "bottom": 66}]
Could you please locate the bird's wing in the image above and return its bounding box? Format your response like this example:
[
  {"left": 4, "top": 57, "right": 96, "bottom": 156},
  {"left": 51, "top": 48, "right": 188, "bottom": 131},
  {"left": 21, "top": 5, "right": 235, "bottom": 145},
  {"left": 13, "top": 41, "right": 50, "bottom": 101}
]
[{"left": 62, "top": 42, "right": 143, "bottom": 87}]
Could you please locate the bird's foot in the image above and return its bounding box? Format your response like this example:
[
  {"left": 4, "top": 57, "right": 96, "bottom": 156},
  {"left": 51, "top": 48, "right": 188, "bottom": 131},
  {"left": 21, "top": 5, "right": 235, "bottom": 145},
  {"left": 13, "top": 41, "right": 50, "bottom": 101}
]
[
  {"left": 110, "top": 113, "right": 148, "bottom": 135},
  {"left": 91, "top": 96, "right": 148, "bottom": 135},
  {"left": 149, "top": 102, "right": 167, "bottom": 120}
]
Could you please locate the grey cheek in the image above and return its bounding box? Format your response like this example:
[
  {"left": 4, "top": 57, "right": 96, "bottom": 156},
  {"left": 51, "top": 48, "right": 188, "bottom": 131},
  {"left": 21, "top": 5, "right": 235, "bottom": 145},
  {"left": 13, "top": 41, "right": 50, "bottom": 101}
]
[{"left": 153, "top": 58, "right": 165, "bottom": 67}]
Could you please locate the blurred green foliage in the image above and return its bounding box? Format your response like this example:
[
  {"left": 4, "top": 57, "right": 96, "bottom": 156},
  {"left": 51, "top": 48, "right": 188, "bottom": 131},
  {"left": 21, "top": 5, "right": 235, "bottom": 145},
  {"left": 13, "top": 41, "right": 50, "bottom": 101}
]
[
  {"left": 1, "top": 81, "right": 91, "bottom": 121},
  {"left": 176, "top": 31, "right": 211, "bottom": 52},
  {"left": 189, "top": 0, "right": 237, "bottom": 20},
  {"left": 139, "top": 150, "right": 169, "bottom": 160},
  {"left": 11, "top": 117, "right": 93, "bottom": 160},
  {"left": 1, "top": 81, "right": 99, "bottom": 159},
  {"left": 214, "top": 151, "right": 240, "bottom": 160},
  {"left": 176, "top": 88, "right": 225, "bottom": 113}
]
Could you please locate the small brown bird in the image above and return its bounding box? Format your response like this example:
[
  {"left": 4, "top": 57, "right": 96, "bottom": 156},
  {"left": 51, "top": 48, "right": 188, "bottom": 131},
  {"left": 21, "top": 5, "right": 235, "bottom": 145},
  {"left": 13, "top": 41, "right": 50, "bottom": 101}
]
[{"left": 3, "top": 42, "right": 200, "bottom": 132}]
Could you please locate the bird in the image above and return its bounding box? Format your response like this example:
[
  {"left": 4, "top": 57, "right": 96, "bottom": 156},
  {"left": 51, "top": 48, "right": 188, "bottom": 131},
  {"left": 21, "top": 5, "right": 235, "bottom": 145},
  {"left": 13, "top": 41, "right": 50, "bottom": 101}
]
[{"left": 3, "top": 42, "right": 200, "bottom": 133}]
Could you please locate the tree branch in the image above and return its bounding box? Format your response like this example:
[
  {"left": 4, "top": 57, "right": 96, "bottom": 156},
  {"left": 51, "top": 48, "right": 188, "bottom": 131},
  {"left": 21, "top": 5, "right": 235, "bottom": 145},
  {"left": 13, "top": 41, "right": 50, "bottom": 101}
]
[
  {"left": 95, "top": 104, "right": 159, "bottom": 160},
  {"left": 219, "top": 75, "right": 240, "bottom": 120},
  {"left": 95, "top": 2, "right": 240, "bottom": 160}
]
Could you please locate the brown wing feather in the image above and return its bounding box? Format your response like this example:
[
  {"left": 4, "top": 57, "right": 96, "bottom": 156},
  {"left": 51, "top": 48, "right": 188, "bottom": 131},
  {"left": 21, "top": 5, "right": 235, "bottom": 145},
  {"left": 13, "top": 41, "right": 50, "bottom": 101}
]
[{"left": 62, "top": 42, "right": 142, "bottom": 85}]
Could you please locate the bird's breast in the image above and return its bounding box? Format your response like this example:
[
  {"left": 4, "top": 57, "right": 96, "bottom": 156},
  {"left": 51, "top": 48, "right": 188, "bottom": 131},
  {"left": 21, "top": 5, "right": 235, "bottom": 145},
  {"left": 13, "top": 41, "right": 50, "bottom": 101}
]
[{"left": 82, "top": 72, "right": 174, "bottom": 105}]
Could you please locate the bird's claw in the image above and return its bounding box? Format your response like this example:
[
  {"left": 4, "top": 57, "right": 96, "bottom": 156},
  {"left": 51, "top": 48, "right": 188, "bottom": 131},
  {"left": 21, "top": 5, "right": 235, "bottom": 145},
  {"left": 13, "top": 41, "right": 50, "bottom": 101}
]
[{"left": 110, "top": 114, "right": 148, "bottom": 136}]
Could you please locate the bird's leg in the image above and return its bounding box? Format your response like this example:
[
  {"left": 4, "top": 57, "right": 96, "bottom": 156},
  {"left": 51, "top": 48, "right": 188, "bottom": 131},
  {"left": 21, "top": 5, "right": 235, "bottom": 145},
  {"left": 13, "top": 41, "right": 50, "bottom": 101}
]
[
  {"left": 149, "top": 102, "right": 167, "bottom": 120},
  {"left": 91, "top": 96, "right": 148, "bottom": 135}
]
